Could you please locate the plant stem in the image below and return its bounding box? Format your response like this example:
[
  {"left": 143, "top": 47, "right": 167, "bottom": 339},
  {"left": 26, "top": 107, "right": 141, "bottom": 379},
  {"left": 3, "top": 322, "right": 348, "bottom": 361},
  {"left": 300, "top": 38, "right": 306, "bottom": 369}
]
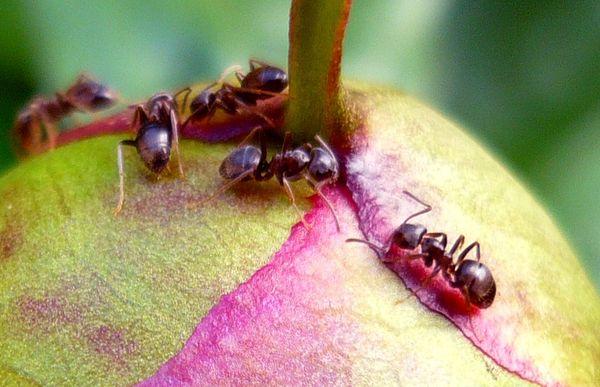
[{"left": 287, "top": 0, "right": 352, "bottom": 140}]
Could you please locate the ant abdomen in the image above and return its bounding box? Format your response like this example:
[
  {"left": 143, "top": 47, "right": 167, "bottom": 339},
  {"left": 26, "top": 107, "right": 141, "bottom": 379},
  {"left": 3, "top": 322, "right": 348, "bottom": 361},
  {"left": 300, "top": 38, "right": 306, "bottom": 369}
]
[
  {"left": 136, "top": 123, "right": 172, "bottom": 174},
  {"left": 453, "top": 260, "right": 496, "bottom": 309},
  {"left": 219, "top": 145, "right": 262, "bottom": 180},
  {"left": 242, "top": 66, "right": 288, "bottom": 93}
]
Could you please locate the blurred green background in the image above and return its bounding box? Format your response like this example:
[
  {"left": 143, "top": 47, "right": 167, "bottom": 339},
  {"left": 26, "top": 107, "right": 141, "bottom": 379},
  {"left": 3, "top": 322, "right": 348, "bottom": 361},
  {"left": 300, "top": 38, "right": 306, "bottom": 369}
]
[{"left": 0, "top": 1, "right": 598, "bottom": 287}]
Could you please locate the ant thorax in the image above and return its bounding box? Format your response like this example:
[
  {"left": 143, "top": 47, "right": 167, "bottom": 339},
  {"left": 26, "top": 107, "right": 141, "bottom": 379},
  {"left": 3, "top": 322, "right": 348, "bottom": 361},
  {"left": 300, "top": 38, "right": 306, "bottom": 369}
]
[{"left": 270, "top": 147, "right": 311, "bottom": 183}]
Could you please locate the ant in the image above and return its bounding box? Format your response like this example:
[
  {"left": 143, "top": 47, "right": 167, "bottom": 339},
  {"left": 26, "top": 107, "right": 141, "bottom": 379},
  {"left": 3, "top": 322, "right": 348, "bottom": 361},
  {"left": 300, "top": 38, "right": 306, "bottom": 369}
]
[
  {"left": 199, "top": 127, "right": 340, "bottom": 231},
  {"left": 13, "top": 73, "right": 118, "bottom": 155},
  {"left": 347, "top": 191, "right": 496, "bottom": 310},
  {"left": 179, "top": 60, "right": 288, "bottom": 128},
  {"left": 114, "top": 91, "right": 187, "bottom": 215}
]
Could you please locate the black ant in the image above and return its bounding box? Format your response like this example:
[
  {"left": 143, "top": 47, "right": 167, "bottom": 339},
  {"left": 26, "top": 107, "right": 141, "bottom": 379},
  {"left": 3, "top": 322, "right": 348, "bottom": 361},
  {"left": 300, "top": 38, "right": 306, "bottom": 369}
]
[
  {"left": 13, "top": 73, "right": 118, "bottom": 155},
  {"left": 179, "top": 60, "right": 288, "bottom": 128},
  {"left": 347, "top": 191, "right": 496, "bottom": 310},
  {"left": 114, "top": 91, "right": 188, "bottom": 215},
  {"left": 199, "top": 127, "right": 340, "bottom": 231}
]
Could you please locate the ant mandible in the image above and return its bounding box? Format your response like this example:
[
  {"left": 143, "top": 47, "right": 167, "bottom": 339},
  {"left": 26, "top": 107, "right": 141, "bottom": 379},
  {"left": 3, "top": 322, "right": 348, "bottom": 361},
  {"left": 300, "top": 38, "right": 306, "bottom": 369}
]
[
  {"left": 179, "top": 60, "right": 288, "bottom": 128},
  {"left": 13, "top": 73, "right": 118, "bottom": 155},
  {"left": 199, "top": 127, "right": 340, "bottom": 231},
  {"left": 114, "top": 91, "right": 187, "bottom": 215},
  {"left": 347, "top": 191, "right": 496, "bottom": 309}
]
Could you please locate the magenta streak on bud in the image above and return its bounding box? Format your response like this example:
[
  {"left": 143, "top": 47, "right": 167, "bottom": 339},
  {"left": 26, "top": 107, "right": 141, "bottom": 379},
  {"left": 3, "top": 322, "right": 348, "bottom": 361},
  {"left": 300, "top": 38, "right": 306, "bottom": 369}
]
[
  {"left": 140, "top": 187, "right": 551, "bottom": 386},
  {"left": 55, "top": 95, "right": 286, "bottom": 149},
  {"left": 139, "top": 188, "right": 356, "bottom": 386}
]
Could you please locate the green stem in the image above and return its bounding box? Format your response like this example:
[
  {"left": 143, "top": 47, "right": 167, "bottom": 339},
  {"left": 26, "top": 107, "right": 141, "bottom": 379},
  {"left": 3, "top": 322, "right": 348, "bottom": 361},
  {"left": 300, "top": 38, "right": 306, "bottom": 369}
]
[{"left": 287, "top": 0, "right": 352, "bottom": 140}]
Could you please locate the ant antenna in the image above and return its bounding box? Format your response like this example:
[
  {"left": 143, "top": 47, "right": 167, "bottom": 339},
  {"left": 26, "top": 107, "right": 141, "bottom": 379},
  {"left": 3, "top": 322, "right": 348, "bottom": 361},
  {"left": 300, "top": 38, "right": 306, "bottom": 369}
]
[
  {"left": 346, "top": 238, "right": 386, "bottom": 260},
  {"left": 314, "top": 134, "right": 337, "bottom": 161},
  {"left": 217, "top": 64, "right": 244, "bottom": 84},
  {"left": 401, "top": 190, "right": 432, "bottom": 225},
  {"left": 173, "top": 87, "right": 193, "bottom": 114}
]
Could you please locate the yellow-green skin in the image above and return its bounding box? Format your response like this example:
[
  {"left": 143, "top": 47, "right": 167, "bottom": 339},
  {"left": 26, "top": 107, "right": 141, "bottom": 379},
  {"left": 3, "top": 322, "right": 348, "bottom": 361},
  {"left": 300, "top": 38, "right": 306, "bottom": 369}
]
[{"left": 0, "top": 86, "right": 597, "bottom": 385}]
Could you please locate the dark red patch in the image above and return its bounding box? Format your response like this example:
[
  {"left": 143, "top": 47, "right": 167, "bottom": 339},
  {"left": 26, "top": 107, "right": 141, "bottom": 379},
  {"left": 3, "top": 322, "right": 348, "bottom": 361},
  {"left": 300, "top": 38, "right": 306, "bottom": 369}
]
[
  {"left": 181, "top": 95, "right": 286, "bottom": 142},
  {"left": 55, "top": 95, "right": 285, "bottom": 149},
  {"left": 0, "top": 220, "right": 23, "bottom": 260},
  {"left": 85, "top": 325, "right": 138, "bottom": 367},
  {"left": 17, "top": 295, "right": 82, "bottom": 332}
]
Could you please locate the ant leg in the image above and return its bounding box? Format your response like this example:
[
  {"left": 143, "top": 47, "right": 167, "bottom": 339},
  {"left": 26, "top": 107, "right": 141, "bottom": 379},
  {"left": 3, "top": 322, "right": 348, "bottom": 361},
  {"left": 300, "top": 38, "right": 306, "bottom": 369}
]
[
  {"left": 237, "top": 126, "right": 263, "bottom": 148},
  {"left": 131, "top": 105, "right": 147, "bottom": 130},
  {"left": 221, "top": 83, "right": 281, "bottom": 98},
  {"left": 456, "top": 241, "right": 480, "bottom": 266},
  {"left": 44, "top": 121, "right": 59, "bottom": 150},
  {"left": 169, "top": 109, "right": 185, "bottom": 178},
  {"left": 448, "top": 235, "right": 466, "bottom": 257},
  {"left": 303, "top": 172, "right": 340, "bottom": 232},
  {"left": 217, "top": 65, "right": 244, "bottom": 84},
  {"left": 26, "top": 114, "right": 44, "bottom": 155},
  {"left": 173, "top": 87, "right": 192, "bottom": 114},
  {"left": 228, "top": 100, "right": 276, "bottom": 128},
  {"left": 37, "top": 110, "right": 58, "bottom": 151},
  {"left": 114, "top": 140, "right": 137, "bottom": 216},
  {"left": 313, "top": 184, "right": 340, "bottom": 232},
  {"left": 249, "top": 58, "right": 272, "bottom": 69},
  {"left": 235, "top": 71, "right": 245, "bottom": 83},
  {"left": 282, "top": 175, "right": 310, "bottom": 230},
  {"left": 346, "top": 238, "right": 386, "bottom": 261},
  {"left": 314, "top": 134, "right": 337, "bottom": 161},
  {"left": 282, "top": 131, "right": 292, "bottom": 152},
  {"left": 401, "top": 190, "right": 432, "bottom": 224}
]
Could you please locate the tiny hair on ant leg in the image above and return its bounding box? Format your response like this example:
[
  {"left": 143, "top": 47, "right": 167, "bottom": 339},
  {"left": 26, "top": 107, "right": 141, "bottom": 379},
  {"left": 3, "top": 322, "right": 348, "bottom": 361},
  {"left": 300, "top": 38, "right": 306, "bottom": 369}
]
[{"left": 114, "top": 92, "right": 184, "bottom": 216}]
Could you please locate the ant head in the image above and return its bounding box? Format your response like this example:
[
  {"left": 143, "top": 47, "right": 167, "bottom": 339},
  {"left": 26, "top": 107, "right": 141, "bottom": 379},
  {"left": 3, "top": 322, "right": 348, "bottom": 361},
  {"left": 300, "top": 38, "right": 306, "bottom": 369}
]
[
  {"left": 66, "top": 74, "right": 117, "bottom": 111},
  {"left": 391, "top": 223, "right": 427, "bottom": 250},
  {"left": 243, "top": 66, "right": 288, "bottom": 93},
  {"left": 219, "top": 145, "right": 262, "bottom": 181},
  {"left": 307, "top": 147, "right": 339, "bottom": 185},
  {"left": 453, "top": 260, "right": 496, "bottom": 309}
]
